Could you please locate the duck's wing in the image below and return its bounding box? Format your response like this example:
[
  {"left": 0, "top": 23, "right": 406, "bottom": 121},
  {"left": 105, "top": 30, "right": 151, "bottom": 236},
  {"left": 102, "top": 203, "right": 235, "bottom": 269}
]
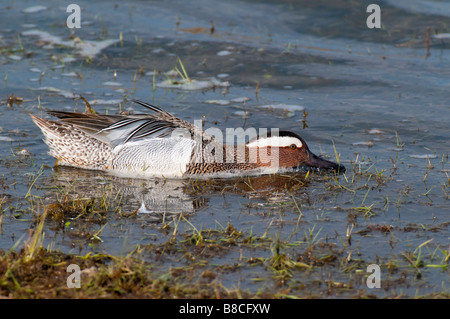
[
  {"left": 47, "top": 100, "right": 216, "bottom": 149},
  {"left": 46, "top": 111, "right": 125, "bottom": 134}
]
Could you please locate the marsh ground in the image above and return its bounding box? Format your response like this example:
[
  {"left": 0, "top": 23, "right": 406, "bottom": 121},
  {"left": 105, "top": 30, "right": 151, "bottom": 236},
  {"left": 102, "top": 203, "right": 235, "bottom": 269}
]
[{"left": 0, "top": 0, "right": 448, "bottom": 298}]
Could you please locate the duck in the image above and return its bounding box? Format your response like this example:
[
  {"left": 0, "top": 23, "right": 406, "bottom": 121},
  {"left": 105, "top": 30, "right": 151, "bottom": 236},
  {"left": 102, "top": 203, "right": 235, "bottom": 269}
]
[{"left": 31, "top": 99, "right": 345, "bottom": 178}]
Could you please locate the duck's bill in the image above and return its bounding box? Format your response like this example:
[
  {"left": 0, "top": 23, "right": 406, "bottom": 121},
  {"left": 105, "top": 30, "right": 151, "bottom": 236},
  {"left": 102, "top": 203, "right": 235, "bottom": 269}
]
[{"left": 304, "top": 153, "right": 346, "bottom": 173}]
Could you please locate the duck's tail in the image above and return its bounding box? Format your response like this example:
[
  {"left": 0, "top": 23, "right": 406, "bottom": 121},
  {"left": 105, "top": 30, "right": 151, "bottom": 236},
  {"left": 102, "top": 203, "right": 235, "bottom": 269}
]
[{"left": 31, "top": 114, "right": 113, "bottom": 170}]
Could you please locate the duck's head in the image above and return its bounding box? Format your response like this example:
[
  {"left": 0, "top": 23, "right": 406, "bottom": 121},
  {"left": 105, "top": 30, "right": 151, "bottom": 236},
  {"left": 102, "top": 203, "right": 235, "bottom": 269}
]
[{"left": 246, "top": 131, "right": 345, "bottom": 173}]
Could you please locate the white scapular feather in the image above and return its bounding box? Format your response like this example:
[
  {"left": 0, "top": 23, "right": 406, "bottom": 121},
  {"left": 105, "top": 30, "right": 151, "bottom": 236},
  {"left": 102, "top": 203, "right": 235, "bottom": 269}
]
[{"left": 246, "top": 136, "right": 302, "bottom": 148}]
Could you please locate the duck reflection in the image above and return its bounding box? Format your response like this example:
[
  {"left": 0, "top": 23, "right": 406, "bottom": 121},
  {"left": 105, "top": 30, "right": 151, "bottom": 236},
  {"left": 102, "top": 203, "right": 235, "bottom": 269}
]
[{"left": 43, "top": 166, "right": 313, "bottom": 220}]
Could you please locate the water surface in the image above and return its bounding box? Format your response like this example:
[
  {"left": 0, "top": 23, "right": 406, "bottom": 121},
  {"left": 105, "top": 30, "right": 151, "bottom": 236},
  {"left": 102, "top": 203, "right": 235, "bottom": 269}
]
[{"left": 0, "top": 0, "right": 448, "bottom": 297}]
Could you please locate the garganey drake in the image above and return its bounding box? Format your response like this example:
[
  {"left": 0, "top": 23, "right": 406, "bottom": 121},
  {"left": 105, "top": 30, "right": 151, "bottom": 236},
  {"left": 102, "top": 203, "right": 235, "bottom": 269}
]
[{"left": 31, "top": 100, "right": 345, "bottom": 178}]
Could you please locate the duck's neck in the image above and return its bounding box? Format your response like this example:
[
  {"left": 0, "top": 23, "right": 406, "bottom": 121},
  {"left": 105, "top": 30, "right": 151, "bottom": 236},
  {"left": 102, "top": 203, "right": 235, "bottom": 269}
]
[{"left": 185, "top": 144, "right": 281, "bottom": 175}]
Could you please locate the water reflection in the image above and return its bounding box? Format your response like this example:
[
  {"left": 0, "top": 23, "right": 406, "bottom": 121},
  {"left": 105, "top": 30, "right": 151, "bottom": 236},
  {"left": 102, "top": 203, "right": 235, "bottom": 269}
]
[
  {"left": 47, "top": 167, "right": 202, "bottom": 218},
  {"left": 45, "top": 166, "right": 312, "bottom": 218}
]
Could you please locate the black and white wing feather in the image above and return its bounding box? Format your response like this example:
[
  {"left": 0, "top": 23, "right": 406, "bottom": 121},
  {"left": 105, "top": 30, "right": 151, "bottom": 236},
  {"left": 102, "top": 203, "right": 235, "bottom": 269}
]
[{"left": 46, "top": 99, "right": 212, "bottom": 149}]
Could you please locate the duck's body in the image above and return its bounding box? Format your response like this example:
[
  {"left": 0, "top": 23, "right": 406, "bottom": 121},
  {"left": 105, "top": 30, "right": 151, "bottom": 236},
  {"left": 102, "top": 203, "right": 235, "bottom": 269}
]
[{"left": 31, "top": 100, "right": 344, "bottom": 178}]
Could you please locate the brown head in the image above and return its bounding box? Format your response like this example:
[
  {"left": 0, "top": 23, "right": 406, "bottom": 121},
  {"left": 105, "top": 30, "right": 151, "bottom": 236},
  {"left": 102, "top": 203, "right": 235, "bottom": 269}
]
[{"left": 246, "top": 131, "right": 345, "bottom": 173}]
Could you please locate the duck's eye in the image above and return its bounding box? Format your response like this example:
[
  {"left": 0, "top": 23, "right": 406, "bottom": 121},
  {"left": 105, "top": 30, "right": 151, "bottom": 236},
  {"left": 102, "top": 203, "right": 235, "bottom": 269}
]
[{"left": 289, "top": 144, "right": 297, "bottom": 150}]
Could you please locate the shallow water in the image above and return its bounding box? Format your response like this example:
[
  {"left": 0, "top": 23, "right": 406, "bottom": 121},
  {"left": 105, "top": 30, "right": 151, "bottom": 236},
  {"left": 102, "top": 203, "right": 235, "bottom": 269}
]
[{"left": 0, "top": 0, "right": 448, "bottom": 297}]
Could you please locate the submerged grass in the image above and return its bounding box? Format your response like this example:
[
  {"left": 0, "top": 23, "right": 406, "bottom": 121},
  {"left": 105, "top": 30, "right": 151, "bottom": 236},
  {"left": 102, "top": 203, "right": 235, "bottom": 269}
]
[
  {"left": 1, "top": 204, "right": 447, "bottom": 298},
  {"left": 0, "top": 146, "right": 448, "bottom": 298}
]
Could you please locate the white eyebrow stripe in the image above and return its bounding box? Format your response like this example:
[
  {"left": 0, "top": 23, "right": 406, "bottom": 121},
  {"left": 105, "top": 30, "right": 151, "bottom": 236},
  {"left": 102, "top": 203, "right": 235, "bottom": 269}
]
[{"left": 246, "top": 136, "right": 302, "bottom": 148}]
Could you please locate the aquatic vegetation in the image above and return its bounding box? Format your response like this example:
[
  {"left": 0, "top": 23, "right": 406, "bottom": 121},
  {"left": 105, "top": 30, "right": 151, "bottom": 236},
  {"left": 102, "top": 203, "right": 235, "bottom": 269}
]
[
  {"left": 0, "top": 0, "right": 448, "bottom": 300},
  {"left": 153, "top": 57, "right": 230, "bottom": 91}
]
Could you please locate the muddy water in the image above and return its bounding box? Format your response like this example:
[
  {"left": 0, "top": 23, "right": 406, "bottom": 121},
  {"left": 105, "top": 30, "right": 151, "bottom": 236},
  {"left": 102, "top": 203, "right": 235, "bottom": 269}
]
[{"left": 0, "top": 0, "right": 448, "bottom": 297}]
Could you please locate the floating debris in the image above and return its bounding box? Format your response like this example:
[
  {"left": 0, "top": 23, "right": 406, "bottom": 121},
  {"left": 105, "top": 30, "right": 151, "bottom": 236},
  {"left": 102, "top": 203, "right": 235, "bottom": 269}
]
[
  {"left": 257, "top": 104, "right": 305, "bottom": 112},
  {"left": 29, "top": 67, "right": 42, "bottom": 73},
  {"left": 352, "top": 141, "right": 375, "bottom": 147},
  {"left": 204, "top": 100, "right": 230, "bottom": 105},
  {"left": 368, "top": 129, "right": 384, "bottom": 134},
  {"left": 102, "top": 81, "right": 122, "bottom": 87},
  {"left": 351, "top": 160, "right": 373, "bottom": 166},
  {"left": 432, "top": 33, "right": 450, "bottom": 39},
  {"left": 21, "top": 30, "right": 118, "bottom": 58},
  {"left": 16, "top": 148, "right": 32, "bottom": 156},
  {"left": 33, "top": 86, "right": 75, "bottom": 99},
  {"left": 8, "top": 55, "right": 22, "bottom": 61},
  {"left": 217, "top": 50, "right": 232, "bottom": 56},
  {"left": 163, "top": 69, "right": 179, "bottom": 77},
  {"left": 409, "top": 154, "right": 437, "bottom": 159},
  {"left": 61, "top": 72, "right": 79, "bottom": 77},
  {"left": 0, "top": 136, "right": 13, "bottom": 142},
  {"left": 72, "top": 39, "right": 119, "bottom": 59},
  {"left": 217, "top": 73, "right": 229, "bottom": 78},
  {"left": 22, "top": 30, "right": 66, "bottom": 46},
  {"left": 62, "top": 56, "right": 77, "bottom": 63},
  {"left": 22, "top": 5, "right": 47, "bottom": 13},
  {"left": 257, "top": 103, "right": 304, "bottom": 118},
  {"left": 151, "top": 48, "right": 165, "bottom": 54},
  {"left": 156, "top": 77, "right": 229, "bottom": 91},
  {"left": 233, "top": 111, "right": 250, "bottom": 117},
  {"left": 230, "top": 97, "right": 251, "bottom": 103}
]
